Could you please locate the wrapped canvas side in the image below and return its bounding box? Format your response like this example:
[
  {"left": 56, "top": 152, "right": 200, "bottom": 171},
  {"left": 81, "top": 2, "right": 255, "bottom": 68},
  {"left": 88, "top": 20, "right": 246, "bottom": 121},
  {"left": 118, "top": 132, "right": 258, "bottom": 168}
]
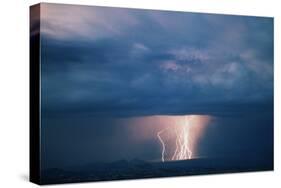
[{"left": 30, "top": 3, "right": 41, "bottom": 185}]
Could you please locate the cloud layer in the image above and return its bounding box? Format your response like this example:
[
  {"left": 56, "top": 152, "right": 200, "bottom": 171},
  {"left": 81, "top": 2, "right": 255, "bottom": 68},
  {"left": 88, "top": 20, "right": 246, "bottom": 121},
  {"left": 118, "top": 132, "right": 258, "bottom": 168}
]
[{"left": 40, "top": 3, "right": 273, "bottom": 117}]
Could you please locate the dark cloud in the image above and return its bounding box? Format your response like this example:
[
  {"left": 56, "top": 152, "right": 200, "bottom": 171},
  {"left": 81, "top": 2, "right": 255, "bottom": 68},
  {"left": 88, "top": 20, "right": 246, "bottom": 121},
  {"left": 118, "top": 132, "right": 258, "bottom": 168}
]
[{"left": 41, "top": 22, "right": 273, "bottom": 117}]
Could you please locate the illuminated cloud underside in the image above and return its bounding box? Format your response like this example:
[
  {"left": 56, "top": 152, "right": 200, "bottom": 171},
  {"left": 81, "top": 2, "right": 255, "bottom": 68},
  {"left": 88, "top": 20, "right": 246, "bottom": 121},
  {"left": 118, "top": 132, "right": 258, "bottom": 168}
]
[{"left": 127, "top": 115, "right": 211, "bottom": 162}]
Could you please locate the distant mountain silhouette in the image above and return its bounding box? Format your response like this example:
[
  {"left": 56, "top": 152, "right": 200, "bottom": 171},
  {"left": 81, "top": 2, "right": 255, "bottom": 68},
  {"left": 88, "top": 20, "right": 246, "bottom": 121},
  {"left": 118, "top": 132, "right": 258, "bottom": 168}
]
[{"left": 41, "top": 156, "right": 273, "bottom": 185}]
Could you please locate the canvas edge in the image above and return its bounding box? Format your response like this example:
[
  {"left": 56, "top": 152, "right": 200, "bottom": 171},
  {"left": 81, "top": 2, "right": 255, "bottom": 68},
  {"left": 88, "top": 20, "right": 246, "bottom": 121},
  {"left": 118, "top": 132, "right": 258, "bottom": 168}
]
[{"left": 30, "top": 3, "right": 42, "bottom": 185}]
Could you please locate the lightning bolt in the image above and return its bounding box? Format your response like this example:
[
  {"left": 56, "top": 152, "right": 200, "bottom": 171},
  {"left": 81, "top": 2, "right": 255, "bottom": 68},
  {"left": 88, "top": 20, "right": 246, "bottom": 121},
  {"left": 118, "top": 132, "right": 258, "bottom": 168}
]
[
  {"left": 157, "top": 116, "right": 193, "bottom": 162},
  {"left": 157, "top": 128, "right": 167, "bottom": 162}
]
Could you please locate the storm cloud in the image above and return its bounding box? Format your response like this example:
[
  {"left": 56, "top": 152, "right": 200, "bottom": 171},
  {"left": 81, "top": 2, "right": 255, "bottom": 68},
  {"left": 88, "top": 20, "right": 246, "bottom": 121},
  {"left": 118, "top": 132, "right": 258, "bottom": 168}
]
[{"left": 40, "top": 4, "right": 273, "bottom": 118}]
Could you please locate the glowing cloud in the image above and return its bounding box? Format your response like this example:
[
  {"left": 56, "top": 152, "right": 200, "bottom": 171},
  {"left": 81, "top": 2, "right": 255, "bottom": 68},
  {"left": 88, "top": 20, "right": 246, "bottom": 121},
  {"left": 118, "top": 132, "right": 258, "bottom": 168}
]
[{"left": 127, "top": 115, "right": 212, "bottom": 162}]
